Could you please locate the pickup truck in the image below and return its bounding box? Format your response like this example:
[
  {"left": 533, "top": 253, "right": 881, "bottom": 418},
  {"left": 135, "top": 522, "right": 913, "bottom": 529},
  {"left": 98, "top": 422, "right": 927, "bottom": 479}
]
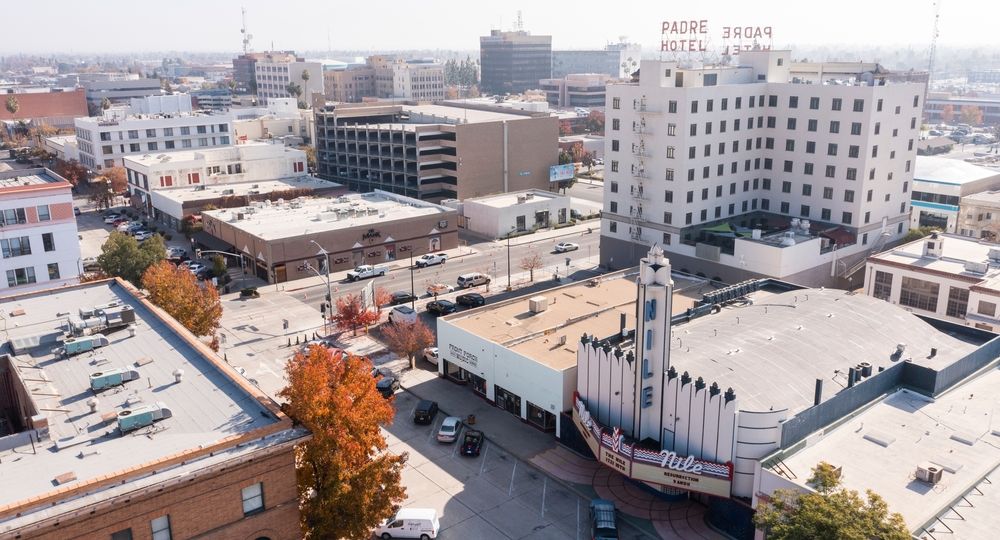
[
  {"left": 414, "top": 253, "right": 448, "bottom": 268},
  {"left": 346, "top": 264, "right": 388, "bottom": 281}
]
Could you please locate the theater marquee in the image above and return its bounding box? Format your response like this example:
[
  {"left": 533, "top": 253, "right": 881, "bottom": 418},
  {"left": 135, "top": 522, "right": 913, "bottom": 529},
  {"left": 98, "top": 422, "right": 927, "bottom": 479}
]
[{"left": 572, "top": 394, "right": 733, "bottom": 498}]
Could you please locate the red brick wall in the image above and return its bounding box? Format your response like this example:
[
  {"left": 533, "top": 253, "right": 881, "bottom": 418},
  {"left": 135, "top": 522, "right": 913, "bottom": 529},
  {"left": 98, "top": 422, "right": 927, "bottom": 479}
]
[
  {"left": 0, "top": 90, "right": 88, "bottom": 120},
  {"left": 19, "top": 448, "right": 302, "bottom": 540}
]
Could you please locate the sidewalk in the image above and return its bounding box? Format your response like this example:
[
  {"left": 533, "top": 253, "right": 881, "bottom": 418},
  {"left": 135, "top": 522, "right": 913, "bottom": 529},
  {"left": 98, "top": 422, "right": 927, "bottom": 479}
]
[{"left": 504, "top": 221, "right": 600, "bottom": 247}]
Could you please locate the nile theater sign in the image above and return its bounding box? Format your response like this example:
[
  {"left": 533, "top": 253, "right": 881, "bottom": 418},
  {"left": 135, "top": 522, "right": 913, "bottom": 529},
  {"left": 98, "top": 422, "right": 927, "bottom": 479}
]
[{"left": 572, "top": 393, "right": 733, "bottom": 498}]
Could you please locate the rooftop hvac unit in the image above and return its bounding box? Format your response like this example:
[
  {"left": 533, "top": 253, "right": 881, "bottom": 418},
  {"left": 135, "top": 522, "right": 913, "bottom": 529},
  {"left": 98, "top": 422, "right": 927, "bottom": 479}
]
[
  {"left": 79, "top": 301, "right": 123, "bottom": 319},
  {"left": 60, "top": 335, "right": 110, "bottom": 356},
  {"left": 90, "top": 367, "right": 141, "bottom": 392},
  {"left": 989, "top": 248, "right": 1000, "bottom": 262},
  {"left": 236, "top": 212, "right": 245, "bottom": 220},
  {"left": 965, "top": 261, "right": 989, "bottom": 274},
  {"left": 916, "top": 463, "right": 943, "bottom": 484},
  {"left": 117, "top": 402, "right": 172, "bottom": 433},
  {"left": 246, "top": 206, "right": 256, "bottom": 214},
  {"left": 528, "top": 296, "right": 549, "bottom": 313},
  {"left": 222, "top": 189, "right": 235, "bottom": 195}
]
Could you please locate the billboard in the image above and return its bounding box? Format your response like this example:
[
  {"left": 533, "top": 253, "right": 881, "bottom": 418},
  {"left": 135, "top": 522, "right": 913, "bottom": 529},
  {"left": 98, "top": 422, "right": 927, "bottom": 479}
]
[
  {"left": 661, "top": 19, "right": 774, "bottom": 57},
  {"left": 572, "top": 394, "right": 733, "bottom": 498},
  {"left": 549, "top": 164, "right": 575, "bottom": 183}
]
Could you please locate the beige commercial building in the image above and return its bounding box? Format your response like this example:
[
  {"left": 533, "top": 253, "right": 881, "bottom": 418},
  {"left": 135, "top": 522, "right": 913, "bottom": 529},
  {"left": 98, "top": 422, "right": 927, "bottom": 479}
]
[
  {"left": 323, "top": 56, "right": 444, "bottom": 103},
  {"left": 200, "top": 190, "right": 458, "bottom": 282},
  {"left": 315, "top": 102, "right": 559, "bottom": 202}
]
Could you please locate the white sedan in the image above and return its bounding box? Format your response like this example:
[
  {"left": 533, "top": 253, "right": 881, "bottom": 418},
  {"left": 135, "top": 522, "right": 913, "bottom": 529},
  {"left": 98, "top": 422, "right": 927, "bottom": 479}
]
[
  {"left": 554, "top": 242, "right": 580, "bottom": 253},
  {"left": 436, "top": 416, "right": 462, "bottom": 443},
  {"left": 423, "top": 347, "right": 439, "bottom": 365}
]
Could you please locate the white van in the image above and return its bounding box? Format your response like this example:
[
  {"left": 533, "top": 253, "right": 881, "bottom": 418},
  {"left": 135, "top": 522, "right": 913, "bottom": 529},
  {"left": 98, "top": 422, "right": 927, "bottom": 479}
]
[
  {"left": 374, "top": 508, "right": 440, "bottom": 539},
  {"left": 388, "top": 306, "right": 418, "bottom": 325},
  {"left": 457, "top": 272, "right": 490, "bottom": 288}
]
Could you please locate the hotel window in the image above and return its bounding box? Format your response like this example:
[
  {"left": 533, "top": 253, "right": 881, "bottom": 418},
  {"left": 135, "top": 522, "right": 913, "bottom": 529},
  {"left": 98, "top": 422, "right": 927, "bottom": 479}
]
[
  {"left": 780, "top": 201, "right": 790, "bottom": 213},
  {"left": 848, "top": 145, "right": 860, "bottom": 158},
  {"left": 47, "top": 263, "right": 60, "bottom": 280},
  {"left": 874, "top": 122, "right": 881, "bottom": 135},
  {"left": 182, "top": 140, "right": 192, "bottom": 148},
  {"left": 800, "top": 204, "right": 810, "bottom": 217},
  {"left": 163, "top": 127, "right": 174, "bottom": 136},
  {"left": 783, "top": 160, "right": 793, "bottom": 173},
  {"left": 129, "top": 143, "right": 140, "bottom": 152},
  {"left": 6, "top": 267, "right": 36, "bottom": 287},
  {"left": 665, "top": 169, "right": 674, "bottom": 181},
  {"left": 809, "top": 97, "right": 819, "bottom": 110},
  {"left": 831, "top": 98, "right": 842, "bottom": 111},
  {"left": 111, "top": 529, "right": 133, "bottom": 540},
  {"left": 180, "top": 126, "right": 190, "bottom": 135},
  {"left": 899, "top": 276, "right": 939, "bottom": 312},
  {"left": 946, "top": 287, "right": 970, "bottom": 318},
  {"left": 804, "top": 163, "right": 814, "bottom": 175},
  {"left": 198, "top": 138, "right": 209, "bottom": 146},
  {"left": 768, "top": 95, "right": 778, "bottom": 107},
  {"left": 151, "top": 516, "right": 172, "bottom": 540},
  {"left": 241, "top": 483, "right": 265, "bottom": 516},
  {"left": 781, "top": 181, "right": 791, "bottom": 193},
  {"left": 844, "top": 190, "right": 855, "bottom": 203},
  {"left": 146, "top": 129, "right": 156, "bottom": 137},
  {"left": 612, "top": 97, "right": 620, "bottom": 110},
  {"left": 160, "top": 176, "right": 173, "bottom": 187},
  {"left": 846, "top": 168, "right": 857, "bottom": 181},
  {"left": 721, "top": 98, "right": 728, "bottom": 110},
  {"left": 978, "top": 300, "right": 997, "bottom": 317},
  {"left": 872, "top": 271, "right": 893, "bottom": 301},
  {"left": 36, "top": 205, "right": 50, "bottom": 221},
  {"left": 611, "top": 118, "right": 620, "bottom": 131},
  {"left": 610, "top": 161, "right": 618, "bottom": 172},
  {"left": 690, "top": 124, "right": 697, "bottom": 136},
  {"left": 667, "top": 123, "right": 676, "bottom": 136},
  {"left": 609, "top": 221, "right": 617, "bottom": 233},
  {"left": 825, "top": 165, "right": 836, "bottom": 178},
  {"left": 127, "top": 130, "right": 138, "bottom": 139},
  {"left": 611, "top": 140, "right": 619, "bottom": 152},
  {"left": 691, "top": 100, "right": 698, "bottom": 113},
  {"left": 196, "top": 125, "right": 207, "bottom": 134},
  {"left": 841, "top": 211, "right": 853, "bottom": 225},
  {"left": 706, "top": 99, "right": 714, "bottom": 111},
  {"left": 789, "top": 96, "right": 799, "bottom": 108},
  {"left": 828, "top": 143, "right": 838, "bottom": 156},
  {"left": 42, "top": 233, "right": 55, "bottom": 252},
  {"left": 663, "top": 212, "right": 672, "bottom": 224},
  {"left": 1, "top": 236, "right": 31, "bottom": 258},
  {"left": 787, "top": 118, "right": 797, "bottom": 130},
  {"left": 148, "top": 142, "right": 158, "bottom": 151},
  {"left": 877, "top": 98, "right": 883, "bottom": 112},
  {"left": 802, "top": 184, "right": 812, "bottom": 196},
  {"left": 663, "top": 233, "right": 671, "bottom": 245},
  {"left": 668, "top": 100, "right": 677, "bottom": 113},
  {"left": 851, "top": 122, "right": 862, "bottom": 135},
  {"left": 165, "top": 141, "right": 175, "bottom": 149},
  {"left": 829, "top": 121, "right": 840, "bottom": 134},
  {"left": 821, "top": 208, "right": 831, "bottom": 221}
]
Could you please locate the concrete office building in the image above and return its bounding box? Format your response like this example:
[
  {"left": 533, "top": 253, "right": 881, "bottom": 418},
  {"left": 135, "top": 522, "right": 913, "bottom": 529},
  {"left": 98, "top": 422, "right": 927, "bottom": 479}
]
[
  {"left": 233, "top": 51, "right": 297, "bottom": 91},
  {"left": 73, "top": 95, "right": 233, "bottom": 171},
  {"left": 864, "top": 232, "right": 1000, "bottom": 330},
  {"left": 78, "top": 75, "right": 163, "bottom": 110},
  {"left": 443, "top": 189, "right": 571, "bottom": 238},
  {"left": 958, "top": 190, "right": 1000, "bottom": 240},
  {"left": 908, "top": 156, "right": 1000, "bottom": 234},
  {"left": 925, "top": 92, "right": 1000, "bottom": 125},
  {"left": 0, "top": 280, "right": 308, "bottom": 539},
  {"left": 552, "top": 42, "right": 641, "bottom": 79},
  {"left": 540, "top": 73, "right": 613, "bottom": 108},
  {"left": 566, "top": 246, "right": 999, "bottom": 537},
  {"left": 0, "top": 168, "right": 80, "bottom": 293},
  {"left": 254, "top": 56, "right": 323, "bottom": 105},
  {"left": 122, "top": 142, "right": 309, "bottom": 219},
  {"left": 601, "top": 51, "right": 925, "bottom": 286},
  {"left": 191, "top": 88, "right": 234, "bottom": 111},
  {"left": 324, "top": 56, "right": 445, "bottom": 103},
  {"left": 315, "top": 102, "right": 558, "bottom": 202},
  {"left": 480, "top": 30, "right": 552, "bottom": 95},
  {"left": 200, "top": 191, "right": 458, "bottom": 282}
]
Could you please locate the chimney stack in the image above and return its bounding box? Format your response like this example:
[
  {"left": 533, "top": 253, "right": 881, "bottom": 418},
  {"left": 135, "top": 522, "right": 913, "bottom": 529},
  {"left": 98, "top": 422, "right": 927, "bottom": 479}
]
[
  {"left": 847, "top": 367, "right": 857, "bottom": 388},
  {"left": 814, "top": 378, "right": 823, "bottom": 406}
]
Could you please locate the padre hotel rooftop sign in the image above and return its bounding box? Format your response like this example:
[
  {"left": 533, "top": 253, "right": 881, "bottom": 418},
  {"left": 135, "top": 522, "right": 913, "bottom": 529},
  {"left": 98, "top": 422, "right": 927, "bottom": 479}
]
[
  {"left": 661, "top": 19, "right": 774, "bottom": 56},
  {"left": 572, "top": 393, "right": 734, "bottom": 498}
]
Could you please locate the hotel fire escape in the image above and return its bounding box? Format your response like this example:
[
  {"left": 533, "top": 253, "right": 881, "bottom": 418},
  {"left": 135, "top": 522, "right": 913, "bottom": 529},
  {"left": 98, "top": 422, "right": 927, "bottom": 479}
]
[{"left": 629, "top": 96, "right": 657, "bottom": 246}]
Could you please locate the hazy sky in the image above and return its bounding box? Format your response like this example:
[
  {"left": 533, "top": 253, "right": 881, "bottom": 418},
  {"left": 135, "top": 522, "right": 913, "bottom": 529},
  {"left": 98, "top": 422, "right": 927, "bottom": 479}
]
[{"left": 3, "top": 0, "right": 992, "bottom": 55}]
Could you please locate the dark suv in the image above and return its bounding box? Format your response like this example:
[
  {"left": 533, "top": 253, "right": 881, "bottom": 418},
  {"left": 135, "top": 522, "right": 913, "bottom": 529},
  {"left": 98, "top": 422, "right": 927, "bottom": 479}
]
[
  {"left": 589, "top": 499, "right": 618, "bottom": 540},
  {"left": 413, "top": 400, "right": 439, "bottom": 424}
]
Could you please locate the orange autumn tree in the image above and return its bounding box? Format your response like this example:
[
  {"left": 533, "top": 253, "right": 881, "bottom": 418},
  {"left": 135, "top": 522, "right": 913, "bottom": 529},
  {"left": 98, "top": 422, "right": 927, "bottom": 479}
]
[
  {"left": 381, "top": 319, "right": 435, "bottom": 370},
  {"left": 280, "top": 346, "right": 406, "bottom": 539},
  {"left": 141, "top": 260, "right": 222, "bottom": 338},
  {"left": 331, "top": 293, "right": 380, "bottom": 336}
]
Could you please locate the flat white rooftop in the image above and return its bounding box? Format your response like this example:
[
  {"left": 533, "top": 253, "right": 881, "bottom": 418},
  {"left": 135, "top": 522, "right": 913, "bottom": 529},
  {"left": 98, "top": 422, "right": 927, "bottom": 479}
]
[
  {"left": 202, "top": 191, "right": 453, "bottom": 240},
  {"left": 466, "top": 189, "right": 566, "bottom": 209},
  {"left": 123, "top": 141, "right": 303, "bottom": 168},
  {"left": 0, "top": 281, "right": 287, "bottom": 521},
  {"left": 914, "top": 156, "right": 1000, "bottom": 185},
  {"left": 869, "top": 233, "right": 1000, "bottom": 282},
  {"left": 778, "top": 366, "right": 1000, "bottom": 533},
  {"left": 152, "top": 176, "right": 341, "bottom": 204},
  {"left": 0, "top": 168, "right": 69, "bottom": 190},
  {"left": 404, "top": 104, "right": 530, "bottom": 123}
]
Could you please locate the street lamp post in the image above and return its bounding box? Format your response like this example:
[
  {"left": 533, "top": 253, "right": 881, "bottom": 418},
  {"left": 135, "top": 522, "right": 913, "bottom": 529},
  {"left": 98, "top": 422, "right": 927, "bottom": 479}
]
[
  {"left": 309, "top": 240, "right": 334, "bottom": 334},
  {"left": 409, "top": 250, "right": 416, "bottom": 309},
  {"left": 506, "top": 226, "right": 514, "bottom": 291}
]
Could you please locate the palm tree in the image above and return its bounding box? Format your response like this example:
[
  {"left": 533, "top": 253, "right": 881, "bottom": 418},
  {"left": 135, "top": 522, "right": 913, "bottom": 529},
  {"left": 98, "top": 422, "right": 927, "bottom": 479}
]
[
  {"left": 286, "top": 82, "right": 303, "bottom": 100},
  {"left": 301, "top": 69, "right": 310, "bottom": 83}
]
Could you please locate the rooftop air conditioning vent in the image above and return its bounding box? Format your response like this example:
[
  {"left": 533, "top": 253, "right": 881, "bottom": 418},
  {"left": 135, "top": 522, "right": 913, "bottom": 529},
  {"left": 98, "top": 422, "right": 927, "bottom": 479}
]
[
  {"left": 90, "top": 367, "right": 141, "bottom": 392},
  {"left": 118, "top": 402, "right": 172, "bottom": 433},
  {"left": 916, "top": 463, "right": 943, "bottom": 484},
  {"left": 965, "top": 261, "right": 989, "bottom": 274},
  {"left": 528, "top": 296, "right": 548, "bottom": 313}
]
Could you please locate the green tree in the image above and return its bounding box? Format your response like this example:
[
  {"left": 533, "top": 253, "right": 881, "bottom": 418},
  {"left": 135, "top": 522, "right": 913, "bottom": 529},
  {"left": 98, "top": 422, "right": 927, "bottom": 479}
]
[
  {"left": 286, "top": 82, "right": 303, "bottom": 100},
  {"left": 279, "top": 346, "right": 407, "bottom": 539},
  {"left": 210, "top": 254, "right": 227, "bottom": 278},
  {"left": 301, "top": 69, "right": 311, "bottom": 82},
  {"left": 902, "top": 226, "right": 939, "bottom": 242},
  {"left": 558, "top": 150, "right": 571, "bottom": 165},
  {"left": 754, "top": 462, "right": 909, "bottom": 540},
  {"left": 97, "top": 232, "right": 165, "bottom": 286},
  {"left": 88, "top": 179, "right": 115, "bottom": 209}
]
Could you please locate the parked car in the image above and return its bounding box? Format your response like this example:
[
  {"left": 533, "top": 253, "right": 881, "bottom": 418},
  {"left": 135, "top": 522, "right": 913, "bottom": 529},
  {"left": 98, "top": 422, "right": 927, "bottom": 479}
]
[
  {"left": 589, "top": 499, "right": 619, "bottom": 540},
  {"left": 414, "top": 253, "right": 448, "bottom": 268},
  {"left": 103, "top": 214, "right": 122, "bottom": 224},
  {"left": 374, "top": 508, "right": 440, "bottom": 540},
  {"left": 346, "top": 264, "right": 387, "bottom": 281},
  {"left": 426, "top": 283, "right": 454, "bottom": 296},
  {"left": 82, "top": 257, "right": 101, "bottom": 271},
  {"left": 388, "top": 290, "right": 417, "bottom": 306},
  {"left": 388, "top": 305, "right": 418, "bottom": 325},
  {"left": 413, "top": 400, "right": 439, "bottom": 424},
  {"left": 436, "top": 416, "right": 462, "bottom": 443},
  {"left": 422, "top": 347, "right": 439, "bottom": 365},
  {"left": 461, "top": 430, "right": 484, "bottom": 457},
  {"left": 426, "top": 300, "right": 457, "bottom": 316},
  {"left": 372, "top": 366, "right": 394, "bottom": 379},
  {"left": 186, "top": 262, "right": 207, "bottom": 275},
  {"left": 928, "top": 129, "right": 943, "bottom": 136},
  {"left": 376, "top": 375, "right": 400, "bottom": 398},
  {"left": 133, "top": 230, "right": 154, "bottom": 241},
  {"left": 166, "top": 247, "right": 187, "bottom": 259},
  {"left": 456, "top": 272, "right": 490, "bottom": 288},
  {"left": 554, "top": 242, "right": 580, "bottom": 253},
  {"left": 455, "top": 293, "right": 485, "bottom": 307},
  {"left": 73, "top": 207, "right": 81, "bottom": 216}
]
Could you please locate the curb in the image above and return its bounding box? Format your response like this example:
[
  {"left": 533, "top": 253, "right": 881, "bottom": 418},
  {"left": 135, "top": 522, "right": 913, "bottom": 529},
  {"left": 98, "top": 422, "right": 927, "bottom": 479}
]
[
  {"left": 397, "top": 379, "right": 663, "bottom": 539},
  {"left": 283, "top": 249, "right": 481, "bottom": 293}
]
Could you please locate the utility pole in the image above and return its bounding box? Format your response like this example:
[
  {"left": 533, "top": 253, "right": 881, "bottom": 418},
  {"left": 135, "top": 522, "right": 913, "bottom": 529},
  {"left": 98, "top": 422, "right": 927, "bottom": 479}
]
[
  {"left": 308, "top": 240, "right": 334, "bottom": 335},
  {"left": 409, "top": 250, "right": 416, "bottom": 309},
  {"left": 506, "top": 226, "right": 514, "bottom": 291}
]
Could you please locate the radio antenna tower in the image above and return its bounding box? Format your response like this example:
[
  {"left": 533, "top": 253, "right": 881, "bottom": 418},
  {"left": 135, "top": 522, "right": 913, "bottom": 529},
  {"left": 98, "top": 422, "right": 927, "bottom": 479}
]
[
  {"left": 516, "top": 10, "right": 524, "bottom": 32},
  {"left": 927, "top": 0, "right": 942, "bottom": 82},
  {"left": 240, "top": 7, "right": 254, "bottom": 54}
]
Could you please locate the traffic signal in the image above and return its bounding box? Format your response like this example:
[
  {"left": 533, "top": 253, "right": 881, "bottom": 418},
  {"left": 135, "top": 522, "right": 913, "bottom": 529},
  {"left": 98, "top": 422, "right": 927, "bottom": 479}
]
[{"left": 195, "top": 249, "right": 202, "bottom": 259}]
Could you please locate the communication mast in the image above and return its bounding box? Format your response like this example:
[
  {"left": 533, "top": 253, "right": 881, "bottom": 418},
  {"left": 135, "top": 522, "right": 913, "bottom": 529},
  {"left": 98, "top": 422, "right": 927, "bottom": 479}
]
[
  {"left": 516, "top": 10, "right": 524, "bottom": 32},
  {"left": 927, "top": 0, "right": 941, "bottom": 82},
  {"left": 240, "top": 7, "right": 254, "bottom": 54}
]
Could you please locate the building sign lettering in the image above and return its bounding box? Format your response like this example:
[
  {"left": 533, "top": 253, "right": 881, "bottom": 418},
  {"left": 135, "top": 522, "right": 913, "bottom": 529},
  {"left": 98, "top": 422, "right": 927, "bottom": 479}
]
[
  {"left": 448, "top": 343, "right": 479, "bottom": 368},
  {"left": 661, "top": 19, "right": 774, "bottom": 57},
  {"left": 362, "top": 228, "right": 381, "bottom": 241},
  {"left": 572, "top": 393, "right": 733, "bottom": 498}
]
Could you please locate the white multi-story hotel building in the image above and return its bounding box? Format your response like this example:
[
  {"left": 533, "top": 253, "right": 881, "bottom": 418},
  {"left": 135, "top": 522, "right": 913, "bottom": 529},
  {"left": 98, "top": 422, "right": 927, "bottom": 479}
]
[
  {"left": 74, "top": 95, "right": 233, "bottom": 172},
  {"left": 601, "top": 50, "right": 925, "bottom": 286},
  {"left": 0, "top": 168, "right": 81, "bottom": 293},
  {"left": 122, "top": 142, "right": 308, "bottom": 224},
  {"left": 255, "top": 58, "right": 323, "bottom": 105}
]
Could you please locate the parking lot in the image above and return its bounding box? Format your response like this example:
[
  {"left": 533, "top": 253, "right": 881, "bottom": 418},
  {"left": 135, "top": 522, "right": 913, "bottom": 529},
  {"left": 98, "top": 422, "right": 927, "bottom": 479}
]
[{"left": 386, "top": 391, "right": 655, "bottom": 540}]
